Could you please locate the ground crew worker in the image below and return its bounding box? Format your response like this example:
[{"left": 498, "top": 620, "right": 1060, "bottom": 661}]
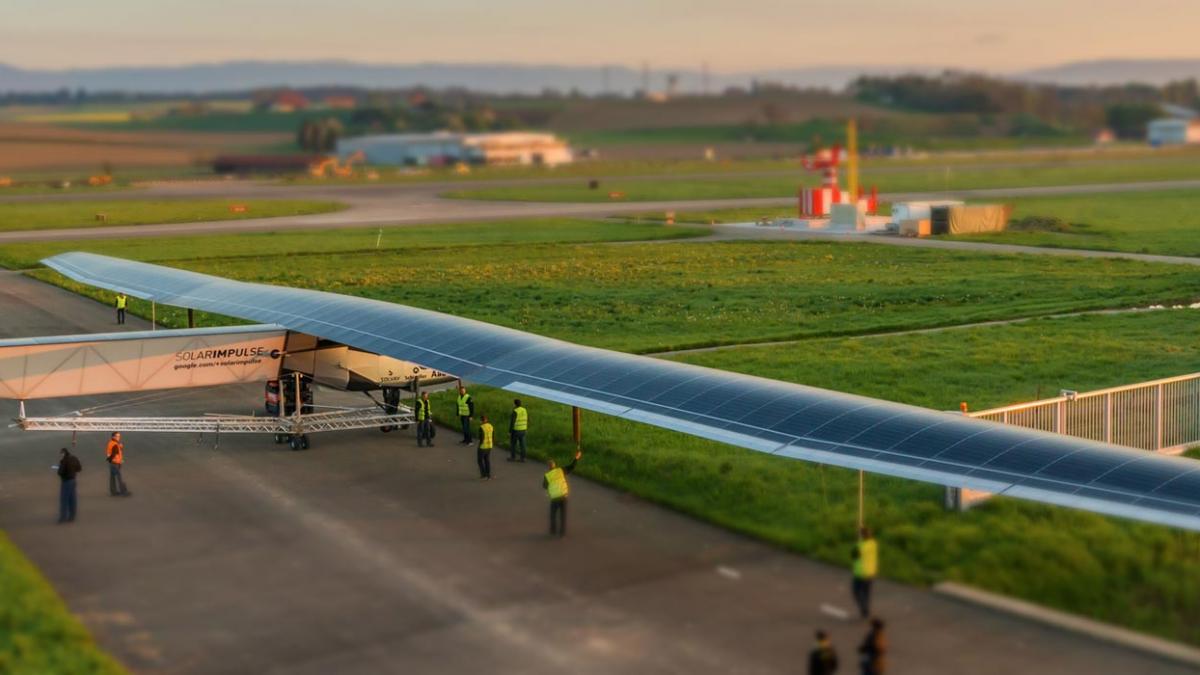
[
  {"left": 851, "top": 526, "right": 878, "bottom": 619},
  {"left": 858, "top": 618, "right": 887, "bottom": 675},
  {"left": 56, "top": 447, "right": 82, "bottom": 524},
  {"left": 808, "top": 629, "right": 839, "bottom": 675},
  {"left": 115, "top": 293, "right": 127, "bottom": 325},
  {"left": 105, "top": 432, "right": 130, "bottom": 497},
  {"left": 456, "top": 386, "right": 474, "bottom": 444},
  {"left": 508, "top": 398, "right": 528, "bottom": 462},
  {"left": 543, "top": 450, "right": 582, "bottom": 537},
  {"left": 477, "top": 414, "right": 494, "bottom": 480},
  {"left": 415, "top": 391, "right": 434, "bottom": 447}
]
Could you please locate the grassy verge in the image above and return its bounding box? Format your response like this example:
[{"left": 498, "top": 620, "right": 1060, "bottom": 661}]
[
  {"left": 28, "top": 239, "right": 1200, "bottom": 353},
  {"left": 117, "top": 241, "right": 1200, "bottom": 353},
  {"left": 432, "top": 309, "right": 1200, "bottom": 645},
  {"left": 0, "top": 199, "right": 344, "bottom": 233},
  {"left": 0, "top": 218, "right": 707, "bottom": 269},
  {"left": 445, "top": 155, "right": 1200, "bottom": 202},
  {"left": 0, "top": 531, "right": 125, "bottom": 674},
  {"left": 937, "top": 189, "right": 1200, "bottom": 257}
]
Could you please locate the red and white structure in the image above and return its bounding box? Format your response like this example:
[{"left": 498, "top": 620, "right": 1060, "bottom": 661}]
[{"left": 797, "top": 145, "right": 878, "bottom": 217}]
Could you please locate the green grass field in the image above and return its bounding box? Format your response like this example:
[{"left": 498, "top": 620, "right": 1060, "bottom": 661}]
[
  {"left": 446, "top": 154, "right": 1200, "bottom": 202},
  {"left": 0, "top": 532, "right": 125, "bottom": 674},
  {"left": 0, "top": 218, "right": 707, "bottom": 270},
  {"left": 940, "top": 189, "right": 1200, "bottom": 256},
  {"left": 0, "top": 199, "right": 344, "bottom": 234},
  {"left": 31, "top": 240, "right": 1200, "bottom": 354}
]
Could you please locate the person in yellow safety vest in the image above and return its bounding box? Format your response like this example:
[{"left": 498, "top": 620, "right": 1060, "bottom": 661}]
[
  {"left": 115, "top": 293, "right": 128, "bottom": 325},
  {"left": 508, "top": 398, "right": 529, "bottom": 463},
  {"left": 105, "top": 432, "right": 131, "bottom": 497},
  {"left": 415, "top": 391, "right": 434, "bottom": 447},
  {"left": 477, "top": 415, "right": 494, "bottom": 480},
  {"left": 456, "top": 386, "right": 475, "bottom": 445},
  {"left": 851, "top": 526, "right": 878, "bottom": 619},
  {"left": 543, "top": 450, "right": 582, "bottom": 537}
]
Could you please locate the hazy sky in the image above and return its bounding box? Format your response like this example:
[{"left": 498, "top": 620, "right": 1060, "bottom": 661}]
[{"left": 3, "top": 0, "right": 1198, "bottom": 72}]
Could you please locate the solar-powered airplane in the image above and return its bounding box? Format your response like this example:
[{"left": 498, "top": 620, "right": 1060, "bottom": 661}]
[{"left": 5, "top": 252, "right": 1200, "bottom": 531}]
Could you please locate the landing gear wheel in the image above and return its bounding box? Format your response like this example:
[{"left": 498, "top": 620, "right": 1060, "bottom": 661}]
[
  {"left": 288, "top": 436, "right": 301, "bottom": 451},
  {"left": 300, "top": 435, "right": 310, "bottom": 450},
  {"left": 274, "top": 433, "right": 285, "bottom": 445}
]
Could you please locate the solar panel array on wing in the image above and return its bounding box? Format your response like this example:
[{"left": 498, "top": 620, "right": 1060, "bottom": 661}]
[{"left": 42, "top": 251, "right": 1200, "bottom": 531}]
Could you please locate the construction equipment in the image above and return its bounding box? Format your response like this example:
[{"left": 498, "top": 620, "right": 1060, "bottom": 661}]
[{"left": 308, "top": 150, "right": 366, "bottom": 178}]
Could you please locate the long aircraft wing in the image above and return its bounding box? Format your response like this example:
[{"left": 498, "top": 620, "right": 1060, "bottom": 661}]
[{"left": 43, "top": 251, "right": 1200, "bottom": 531}]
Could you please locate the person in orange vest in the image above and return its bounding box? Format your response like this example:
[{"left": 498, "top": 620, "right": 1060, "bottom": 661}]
[
  {"left": 105, "top": 432, "right": 131, "bottom": 497},
  {"left": 543, "top": 450, "right": 582, "bottom": 537}
]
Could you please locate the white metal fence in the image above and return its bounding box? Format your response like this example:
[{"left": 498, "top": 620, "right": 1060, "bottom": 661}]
[{"left": 968, "top": 372, "right": 1200, "bottom": 454}]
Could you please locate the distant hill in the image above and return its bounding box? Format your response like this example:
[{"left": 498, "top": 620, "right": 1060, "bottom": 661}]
[
  {"left": 2, "top": 59, "right": 1198, "bottom": 95},
  {"left": 0, "top": 60, "right": 933, "bottom": 95},
  {"left": 1018, "top": 59, "right": 1200, "bottom": 86}
]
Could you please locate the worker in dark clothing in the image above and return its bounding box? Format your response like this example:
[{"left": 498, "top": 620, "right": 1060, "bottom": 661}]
[
  {"left": 415, "top": 391, "right": 434, "bottom": 447},
  {"left": 477, "top": 414, "right": 494, "bottom": 480},
  {"left": 115, "top": 293, "right": 127, "bottom": 325},
  {"left": 851, "top": 527, "right": 878, "bottom": 619},
  {"left": 858, "top": 618, "right": 887, "bottom": 675},
  {"left": 456, "top": 386, "right": 474, "bottom": 444},
  {"left": 105, "top": 432, "right": 131, "bottom": 497},
  {"left": 508, "top": 398, "right": 528, "bottom": 462},
  {"left": 808, "top": 629, "right": 839, "bottom": 675},
  {"left": 543, "top": 450, "right": 582, "bottom": 537},
  {"left": 55, "top": 447, "right": 82, "bottom": 523}
]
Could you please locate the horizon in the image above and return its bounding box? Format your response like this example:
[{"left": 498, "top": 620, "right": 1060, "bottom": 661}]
[{"left": 4, "top": 54, "right": 1200, "bottom": 76}]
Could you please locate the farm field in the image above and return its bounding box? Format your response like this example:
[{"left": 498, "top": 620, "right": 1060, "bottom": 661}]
[
  {"left": 0, "top": 121, "right": 289, "bottom": 174},
  {"left": 0, "top": 200, "right": 344, "bottom": 234},
  {"left": 23, "top": 216, "right": 1200, "bottom": 646},
  {"left": 28, "top": 240, "right": 1200, "bottom": 353},
  {"left": 0, "top": 531, "right": 125, "bottom": 674},
  {"left": 445, "top": 154, "right": 1200, "bottom": 202}
]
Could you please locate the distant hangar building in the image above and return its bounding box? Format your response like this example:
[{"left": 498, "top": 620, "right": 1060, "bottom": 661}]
[
  {"left": 336, "top": 131, "right": 573, "bottom": 167},
  {"left": 1147, "top": 118, "right": 1200, "bottom": 146}
]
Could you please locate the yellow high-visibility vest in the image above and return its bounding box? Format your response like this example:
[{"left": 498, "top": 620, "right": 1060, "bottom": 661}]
[
  {"left": 116, "top": 295, "right": 127, "bottom": 309},
  {"left": 545, "top": 467, "right": 569, "bottom": 499},
  {"left": 479, "top": 422, "right": 494, "bottom": 450},
  {"left": 853, "top": 538, "right": 878, "bottom": 578},
  {"left": 513, "top": 406, "right": 528, "bottom": 431},
  {"left": 456, "top": 394, "right": 471, "bottom": 417},
  {"left": 416, "top": 399, "right": 429, "bottom": 421}
]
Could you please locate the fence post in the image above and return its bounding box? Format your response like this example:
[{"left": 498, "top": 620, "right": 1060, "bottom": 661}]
[
  {"left": 1104, "top": 393, "right": 1112, "bottom": 444},
  {"left": 1155, "top": 384, "right": 1164, "bottom": 451},
  {"left": 1055, "top": 401, "right": 1064, "bottom": 434}
]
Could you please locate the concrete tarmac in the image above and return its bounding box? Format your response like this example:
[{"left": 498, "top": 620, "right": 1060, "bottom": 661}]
[{"left": 0, "top": 272, "right": 1194, "bottom": 674}]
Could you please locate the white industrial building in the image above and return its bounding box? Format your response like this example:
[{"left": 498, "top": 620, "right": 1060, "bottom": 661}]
[
  {"left": 1147, "top": 118, "right": 1200, "bottom": 146},
  {"left": 337, "top": 131, "right": 573, "bottom": 167}
]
